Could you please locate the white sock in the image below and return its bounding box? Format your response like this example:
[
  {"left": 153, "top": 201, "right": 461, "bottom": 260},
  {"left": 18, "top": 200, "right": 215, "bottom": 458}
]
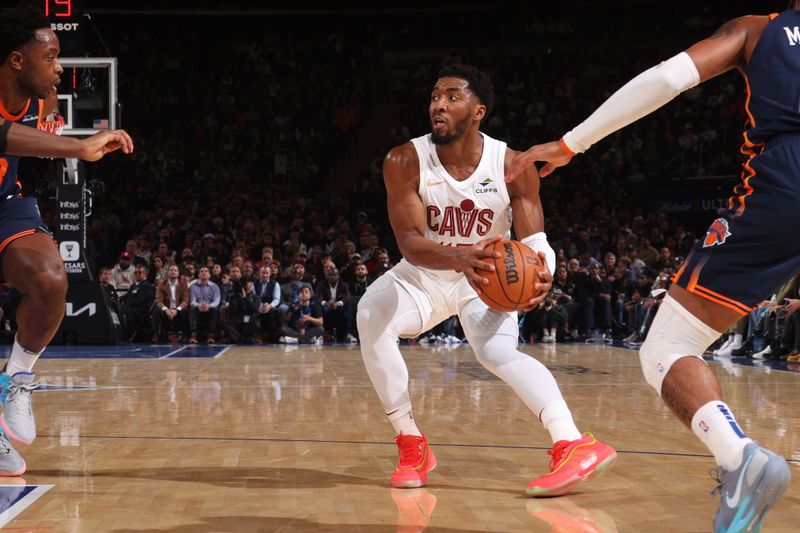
[
  {"left": 540, "top": 400, "right": 582, "bottom": 443},
  {"left": 6, "top": 336, "right": 42, "bottom": 376},
  {"left": 730, "top": 333, "right": 743, "bottom": 349},
  {"left": 388, "top": 403, "right": 422, "bottom": 437},
  {"left": 692, "top": 401, "right": 753, "bottom": 470}
]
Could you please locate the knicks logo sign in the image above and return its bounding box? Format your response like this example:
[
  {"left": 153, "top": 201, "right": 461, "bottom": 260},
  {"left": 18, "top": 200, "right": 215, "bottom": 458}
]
[
  {"left": 702, "top": 218, "right": 732, "bottom": 248},
  {"left": 427, "top": 199, "right": 494, "bottom": 237}
]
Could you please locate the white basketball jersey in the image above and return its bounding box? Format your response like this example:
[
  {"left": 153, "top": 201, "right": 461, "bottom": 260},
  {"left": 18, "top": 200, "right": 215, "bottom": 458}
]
[{"left": 410, "top": 133, "right": 512, "bottom": 247}]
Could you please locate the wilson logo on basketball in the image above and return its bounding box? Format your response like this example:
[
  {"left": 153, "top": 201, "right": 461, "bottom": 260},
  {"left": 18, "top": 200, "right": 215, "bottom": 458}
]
[
  {"left": 426, "top": 199, "right": 494, "bottom": 237},
  {"left": 503, "top": 242, "right": 519, "bottom": 284},
  {"left": 702, "top": 218, "right": 732, "bottom": 248}
]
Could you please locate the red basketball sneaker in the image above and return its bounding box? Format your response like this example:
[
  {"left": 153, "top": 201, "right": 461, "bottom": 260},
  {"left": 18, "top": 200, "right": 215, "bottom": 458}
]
[
  {"left": 526, "top": 433, "right": 616, "bottom": 497},
  {"left": 391, "top": 434, "right": 437, "bottom": 488}
]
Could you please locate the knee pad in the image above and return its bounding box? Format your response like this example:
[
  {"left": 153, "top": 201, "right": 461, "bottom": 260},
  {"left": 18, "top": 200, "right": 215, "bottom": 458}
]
[
  {"left": 459, "top": 298, "right": 523, "bottom": 372},
  {"left": 638, "top": 295, "right": 721, "bottom": 395},
  {"left": 357, "top": 277, "right": 421, "bottom": 342},
  {"left": 472, "top": 334, "right": 525, "bottom": 372}
]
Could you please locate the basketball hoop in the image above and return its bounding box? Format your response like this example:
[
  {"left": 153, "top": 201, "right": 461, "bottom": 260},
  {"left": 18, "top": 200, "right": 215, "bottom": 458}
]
[{"left": 39, "top": 115, "right": 66, "bottom": 136}]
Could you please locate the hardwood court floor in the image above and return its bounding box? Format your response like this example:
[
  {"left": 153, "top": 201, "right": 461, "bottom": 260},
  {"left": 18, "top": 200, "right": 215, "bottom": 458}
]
[{"left": 3, "top": 342, "right": 799, "bottom": 532}]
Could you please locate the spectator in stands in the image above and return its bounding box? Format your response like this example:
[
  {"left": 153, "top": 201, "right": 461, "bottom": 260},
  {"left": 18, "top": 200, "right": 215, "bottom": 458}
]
[
  {"left": 255, "top": 246, "right": 274, "bottom": 270},
  {"left": 366, "top": 247, "right": 392, "bottom": 277},
  {"left": 523, "top": 291, "right": 568, "bottom": 343},
  {"left": 111, "top": 251, "right": 136, "bottom": 297},
  {"left": 625, "top": 245, "right": 647, "bottom": 279},
  {"left": 149, "top": 254, "right": 168, "bottom": 286},
  {"left": 254, "top": 266, "right": 280, "bottom": 343},
  {"left": 184, "top": 262, "right": 198, "bottom": 286},
  {"left": 153, "top": 264, "right": 189, "bottom": 342},
  {"left": 134, "top": 236, "right": 152, "bottom": 267},
  {"left": 280, "top": 286, "right": 324, "bottom": 344},
  {"left": 189, "top": 267, "right": 221, "bottom": 344},
  {"left": 752, "top": 273, "right": 800, "bottom": 360},
  {"left": 279, "top": 263, "right": 313, "bottom": 318},
  {"left": 210, "top": 264, "right": 223, "bottom": 284},
  {"left": 316, "top": 268, "right": 355, "bottom": 343},
  {"left": 270, "top": 260, "right": 284, "bottom": 284},
  {"left": 636, "top": 236, "right": 660, "bottom": 267},
  {"left": 653, "top": 246, "right": 678, "bottom": 272},
  {"left": 125, "top": 239, "right": 145, "bottom": 267},
  {"left": 98, "top": 267, "right": 117, "bottom": 302},
  {"left": 242, "top": 259, "right": 255, "bottom": 279},
  {"left": 121, "top": 264, "right": 156, "bottom": 341},
  {"left": 223, "top": 276, "right": 260, "bottom": 343},
  {"left": 587, "top": 262, "right": 613, "bottom": 339}
]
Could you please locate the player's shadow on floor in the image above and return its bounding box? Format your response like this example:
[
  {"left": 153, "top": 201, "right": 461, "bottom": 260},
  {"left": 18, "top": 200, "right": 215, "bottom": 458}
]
[
  {"left": 111, "top": 516, "right": 494, "bottom": 533},
  {"left": 28, "top": 466, "right": 522, "bottom": 495}
]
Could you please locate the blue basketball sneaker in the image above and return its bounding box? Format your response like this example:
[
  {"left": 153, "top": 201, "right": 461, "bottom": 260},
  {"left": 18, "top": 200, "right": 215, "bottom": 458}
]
[
  {"left": 712, "top": 443, "right": 791, "bottom": 533},
  {"left": 0, "top": 372, "right": 38, "bottom": 445}
]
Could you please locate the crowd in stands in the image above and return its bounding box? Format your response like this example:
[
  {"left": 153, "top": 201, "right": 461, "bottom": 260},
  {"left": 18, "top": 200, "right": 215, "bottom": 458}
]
[{"left": 8, "top": 2, "right": 794, "bottom": 356}]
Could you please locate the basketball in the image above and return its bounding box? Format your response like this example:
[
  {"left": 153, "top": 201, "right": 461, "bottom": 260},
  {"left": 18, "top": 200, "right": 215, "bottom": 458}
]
[{"left": 476, "top": 240, "right": 545, "bottom": 311}]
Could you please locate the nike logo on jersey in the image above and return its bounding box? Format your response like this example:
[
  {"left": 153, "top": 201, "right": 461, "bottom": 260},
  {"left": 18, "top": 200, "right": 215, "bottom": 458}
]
[{"left": 426, "top": 180, "right": 445, "bottom": 187}]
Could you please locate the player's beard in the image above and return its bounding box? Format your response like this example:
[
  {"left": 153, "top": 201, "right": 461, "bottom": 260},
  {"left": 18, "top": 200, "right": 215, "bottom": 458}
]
[{"left": 431, "top": 115, "right": 470, "bottom": 145}]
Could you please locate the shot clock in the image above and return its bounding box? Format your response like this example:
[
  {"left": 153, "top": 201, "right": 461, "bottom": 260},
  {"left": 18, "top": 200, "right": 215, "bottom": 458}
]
[{"left": 43, "top": 0, "right": 85, "bottom": 55}]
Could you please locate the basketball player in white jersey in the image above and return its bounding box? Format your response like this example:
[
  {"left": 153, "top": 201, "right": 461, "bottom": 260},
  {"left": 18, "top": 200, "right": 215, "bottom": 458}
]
[{"left": 357, "top": 64, "right": 616, "bottom": 495}]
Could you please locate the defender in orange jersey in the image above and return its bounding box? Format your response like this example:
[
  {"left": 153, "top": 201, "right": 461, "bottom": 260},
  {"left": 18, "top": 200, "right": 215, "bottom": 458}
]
[
  {"left": 0, "top": 5, "right": 133, "bottom": 476},
  {"left": 507, "top": 5, "right": 799, "bottom": 533}
]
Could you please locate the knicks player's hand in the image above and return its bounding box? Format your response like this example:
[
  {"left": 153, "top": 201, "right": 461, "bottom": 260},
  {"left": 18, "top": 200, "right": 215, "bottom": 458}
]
[
  {"left": 505, "top": 140, "right": 572, "bottom": 183},
  {"left": 519, "top": 252, "right": 554, "bottom": 312},
  {"left": 79, "top": 129, "right": 134, "bottom": 161},
  {"left": 456, "top": 236, "right": 502, "bottom": 295}
]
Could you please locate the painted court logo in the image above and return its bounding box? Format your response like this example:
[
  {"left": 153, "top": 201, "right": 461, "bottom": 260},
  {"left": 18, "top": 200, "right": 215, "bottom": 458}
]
[{"left": 702, "top": 218, "right": 732, "bottom": 248}]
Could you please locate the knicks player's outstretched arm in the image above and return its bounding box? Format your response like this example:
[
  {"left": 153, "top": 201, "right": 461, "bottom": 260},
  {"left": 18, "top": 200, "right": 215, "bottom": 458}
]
[
  {"left": 0, "top": 119, "right": 134, "bottom": 161},
  {"left": 505, "top": 149, "right": 554, "bottom": 309},
  {"left": 505, "top": 15, "right": 770, "bottom": 182},
  {"left": 384, "top": 142, "right": 501, "bottom": 293}
]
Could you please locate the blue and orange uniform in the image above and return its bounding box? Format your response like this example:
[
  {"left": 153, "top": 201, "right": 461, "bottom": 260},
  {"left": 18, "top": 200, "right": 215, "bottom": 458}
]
[
  {"left": 0, "top": 97, "right": 50, "bottom": 267},
  {"left": 673, "top": 9, "right": 800, "bottom": 315}
]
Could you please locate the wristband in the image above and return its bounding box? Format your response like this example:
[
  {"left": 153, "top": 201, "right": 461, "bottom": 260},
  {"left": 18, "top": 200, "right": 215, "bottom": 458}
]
[
  {"left": 521, "top": 232, "right": 555, "bottom": 275},
  {"left": 558, "top": 138, "right": 576, "bottom": 158}
]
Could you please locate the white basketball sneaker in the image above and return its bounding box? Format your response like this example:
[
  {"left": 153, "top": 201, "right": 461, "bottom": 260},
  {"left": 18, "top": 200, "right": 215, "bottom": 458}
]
[
  {"left": 0, "top": 372, "right": 39, "bottom": 445},
  {"left": 0, "top": 434, "right": 25, "bottom": 476}
]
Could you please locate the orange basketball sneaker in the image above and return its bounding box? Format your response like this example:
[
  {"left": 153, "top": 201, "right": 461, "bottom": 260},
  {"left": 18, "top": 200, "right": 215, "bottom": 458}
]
[
  {"left": 526, "top": 433, "right": 616, "bottom": 497},
  {"left": 391, "top": 434, "right": 437, "bottom": 488}
]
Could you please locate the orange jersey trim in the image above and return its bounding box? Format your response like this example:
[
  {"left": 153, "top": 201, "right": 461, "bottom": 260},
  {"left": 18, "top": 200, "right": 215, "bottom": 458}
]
[
  {"left": 35, "top": 99, "right": 44, "bottom": 129},
  {"left": 0, "top": 229, "right": 36, "bottom": 255},
  {"left": 0, "top": 99, "right": 30, "bottom": 122},
  {"left": 728, "top": 72, "right": 764, "bottom": 216},
  {"left": 688, "top": 286, "right": 750, "bottom": 316},
  {"left": 693, "top": 284, "right": 752, "bottom": 314},
  {"left": 769, "top": 13, "right": 779, "bottom": 21},
  {"left": 672, "top": 259, "right": 688, "bottom": 284}
]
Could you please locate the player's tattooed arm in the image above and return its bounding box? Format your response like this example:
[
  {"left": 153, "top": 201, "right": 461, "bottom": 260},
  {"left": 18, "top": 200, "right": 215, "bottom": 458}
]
[{"left": 686, "top": 15, "right": 770, "bottom": 81}]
